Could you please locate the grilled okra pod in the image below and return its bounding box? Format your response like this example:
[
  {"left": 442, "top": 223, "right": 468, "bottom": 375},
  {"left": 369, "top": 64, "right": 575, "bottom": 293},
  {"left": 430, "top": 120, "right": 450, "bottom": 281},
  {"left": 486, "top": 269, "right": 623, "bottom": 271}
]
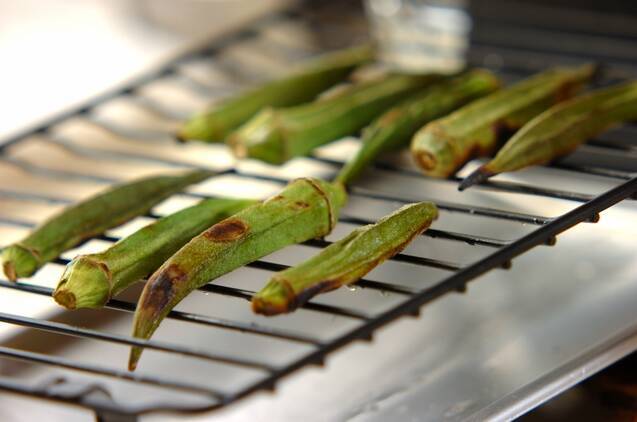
[
  {"left": 1, "top": 170, "right": 212, "bottom": 282},
  {"left": 335, "top": 70, "right": 500, "bottom": 186},
  {"left": 129, "top": 178, "right": 346, "bottom": 370},
  {"left": 228, "top": 73, "right": 441, "bottom": 165},
  {"left": 411, "top": 64, "right": 596, "bottom": 178},
  {"left": 177, "top": 45, "right": 373, "bottom": 143},
  {"left": 53, "top": 198, "right": 256, "bottom": 309},
  {"left": 252, "top": 202, "right": 438, "bottom": 315},
  {"left": 459, "top": 80, "right": 637, "bottom": 190}
]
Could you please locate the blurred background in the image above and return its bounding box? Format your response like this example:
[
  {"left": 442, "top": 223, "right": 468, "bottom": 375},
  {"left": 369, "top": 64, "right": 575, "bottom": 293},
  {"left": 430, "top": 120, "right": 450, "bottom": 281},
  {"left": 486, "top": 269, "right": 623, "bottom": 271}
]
[
  {"left": 0, "top": 0, "right": 289, "bottom": 140},
  {"left": 3, "top": 0, "right": 637, "bottom": 141}
]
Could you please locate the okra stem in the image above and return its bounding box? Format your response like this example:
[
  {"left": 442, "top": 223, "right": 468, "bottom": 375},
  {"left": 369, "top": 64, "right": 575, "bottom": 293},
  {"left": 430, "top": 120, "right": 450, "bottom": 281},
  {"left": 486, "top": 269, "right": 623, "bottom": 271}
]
[
  {"left": 459, "top": 80, "right": 637, "bottom": 190},
  {"left": 411, "top": 64, "right": 596, "bottom": 178},
  {"left": 177, "top": 45, "right": 373, "bottom": 143},
  {"left": 228, "top": 73, "right": 441, "bottom": 165},
  {"left": 128, "top": 178, "right": 346, "bottom": 370},
  {"left": 335, "top": 70, "right": 500, "bottom": 186},
  {"left": 1, "top": 170, "right": 213, "bottom": 282},
  {"left": 252, "top": 202, "right": 438, "bottom": 315},
  {"left": 53, "top": 198, "right": 256, "bottom": 309}
]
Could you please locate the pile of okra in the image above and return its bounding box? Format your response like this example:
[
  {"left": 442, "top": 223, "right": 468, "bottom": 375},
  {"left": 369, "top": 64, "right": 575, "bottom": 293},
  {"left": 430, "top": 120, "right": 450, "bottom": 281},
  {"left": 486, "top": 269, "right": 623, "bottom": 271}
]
[{"left": 1, "top": 44, "right": 635, "bottom": 371}]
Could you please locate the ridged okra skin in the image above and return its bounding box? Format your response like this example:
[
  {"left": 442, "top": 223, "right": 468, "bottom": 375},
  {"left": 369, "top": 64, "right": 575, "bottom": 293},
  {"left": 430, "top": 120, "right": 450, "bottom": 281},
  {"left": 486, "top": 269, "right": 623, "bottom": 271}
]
[
  {"left": 1, "top": 170, "right": 213, "bottom": 282},
  {"left": 177, "top": 45, "right": 373, "bottom": 142},
  {"left": 129, "top": 177, "right": 347, "bottom": 370},
  {"left": 53, "top": 198, "right": 256, "bottom": 309},
  {"left": 228, "top": 73, "right": 441, "bottom": 165},
  {"left": 411, "top": 64, "right": 596, "bottom": 178},
  {"left": 460, "top": 80, "right": 637, "bottom": 190},
  {"left": 252, "top": 202, "right": 438, "bottom": 315},
  {"left": 335, "top": 70, "right": 500, "bottom": 186}
]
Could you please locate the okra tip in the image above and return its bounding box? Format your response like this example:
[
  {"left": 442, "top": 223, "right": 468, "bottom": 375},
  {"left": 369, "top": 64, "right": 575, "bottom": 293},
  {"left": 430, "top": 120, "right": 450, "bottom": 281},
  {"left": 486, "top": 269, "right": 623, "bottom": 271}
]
[
  {"left": 252, "top": 278, "right": 294, "bottom": 316},
  {"left": 53, "top": 256, "right": 112, "bottom": 310},
  {"left": 129, "top": 286, "right": 169, "bottom": 371},
  {"left": 129, "top": 308, "right": 159, "bottom": 370},
  {"left": 129, "top": 347, "right": 142, "bottom": 372},
  {"left": 458, "top": 165, "right": 496, "bottom": 191},
  {"left": 1, "top": 244, "right": 40, "bottom": 282}
]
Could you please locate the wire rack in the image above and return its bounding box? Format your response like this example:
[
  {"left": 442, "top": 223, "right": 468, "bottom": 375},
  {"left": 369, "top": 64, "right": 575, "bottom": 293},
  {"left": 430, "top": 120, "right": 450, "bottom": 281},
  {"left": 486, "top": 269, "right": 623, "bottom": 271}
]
[{"left": 1, "top": 1, "right": 637, "bottom": 420}]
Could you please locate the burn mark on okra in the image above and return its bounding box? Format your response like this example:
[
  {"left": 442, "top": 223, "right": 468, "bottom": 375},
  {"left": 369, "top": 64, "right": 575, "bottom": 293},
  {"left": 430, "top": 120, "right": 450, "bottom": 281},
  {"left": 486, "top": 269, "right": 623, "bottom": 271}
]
[
  {"left": 491, "top": 120, "right": 509, "bottom": 141},
  {"left": 74, "top": 256, "right": 113, "bottom": 286},
  {"left": 252, "top": 277, "right": 296, "bottom": 315},
  {"left": 480, "top": 120, "right": 516, "bottom": 156},
  {"left": 269, "top": 230, "right": 427, "bottom": 315},
  {"left": 554, "top": 80, "right": 582, "bottom": 103},
  {"left": 96, "top": 261, "right": 114, "bottom": 289},
  {"left": 2, "top": 262, "right": 16, "bottom": 282},
  {"left": 292, "top": 279, "right": 342, "bottom": 311},
  {"left": 203, "top": 218, "right": 249, "bottom": 242},
  {"left": 293, "top": 201, "right": 309, "bottom": 209},
  {"left": 145, "top": 264, "right": 186, "bottom": 310},
  {"left": 303, "top": 178, "right": 335, "bottom": 231},
  {"left": 255, "top": 277, "right": 342, "bottom": 315}
]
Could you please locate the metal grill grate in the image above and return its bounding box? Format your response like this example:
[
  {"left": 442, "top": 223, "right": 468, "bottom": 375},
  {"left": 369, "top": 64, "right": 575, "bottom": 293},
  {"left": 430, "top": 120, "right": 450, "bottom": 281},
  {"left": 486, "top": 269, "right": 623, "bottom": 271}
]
[{"left": 1, "top": 1, "right": 637, "bottom": 420}]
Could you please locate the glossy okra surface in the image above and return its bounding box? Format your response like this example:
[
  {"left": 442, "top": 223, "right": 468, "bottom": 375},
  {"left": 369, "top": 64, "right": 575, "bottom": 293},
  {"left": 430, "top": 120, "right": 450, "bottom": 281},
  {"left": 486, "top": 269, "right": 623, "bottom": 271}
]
[
  {"left": 129, "top": 178, "right": 347, "bottom": 370},
  {"left": 411, "top": 64, "right": 596, "bottom": 178},
  {"left": 336, "top": 70, "right": 500, "bottom": 185},
  {"left": 53, "top": 198, "right": 256, "bottom": 309},
  {"left": 229, "top": 73, "right": 441, "bottom": 164},
  {"left": 178, "top": 45, "right": 373, "bottom": 143},
  {"left": 252, "top": 202, "right": 438, "bottom": 315},
  {"left": 460, "top": 80, "right": 637, "bottom": 189},
  {"left": 1, "top": 170, "right": 213, "bottom": 282}
]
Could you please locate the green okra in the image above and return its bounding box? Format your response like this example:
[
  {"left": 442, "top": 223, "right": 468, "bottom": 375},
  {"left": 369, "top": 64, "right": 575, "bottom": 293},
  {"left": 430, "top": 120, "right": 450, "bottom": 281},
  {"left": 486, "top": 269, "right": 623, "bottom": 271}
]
[
  {"left": 411, "top": 64, "right": 596, "bottom": 178},
  {"left": 53, "top": 198, "right": 256, "bottom": 310},
  {"left": 127, "top": 70, "right": 500, "bottom": 366},
  {"left": 228, "top": 73, "right": 442, "bottom": 165},
  {"left": 1, "top": 170, "right": 213, "bottom": 282},
  {"left": 247, "top": 73, "right": 493, "bottom": 314},
  {"left": 178, "top": 45, "right": 374, "bottom": 143},
  {"left": 335, "top": 69, "right": 500, "bottom": 186},
  {"left": 459, "top": 80, "right": 637, "bottom": 190},
  {"left": 252, "top": 202, "right": 438, "bottom": 315},
  {"left": 129, "top": 177, "right": 346, "bottom": 370}
]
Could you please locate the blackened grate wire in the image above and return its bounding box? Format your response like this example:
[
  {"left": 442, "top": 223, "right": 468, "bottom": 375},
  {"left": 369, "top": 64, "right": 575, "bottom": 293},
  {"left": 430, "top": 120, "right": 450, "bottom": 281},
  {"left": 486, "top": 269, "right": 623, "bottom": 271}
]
[{"left": 0, "top": 0, "right": 637, "bottom": 420}]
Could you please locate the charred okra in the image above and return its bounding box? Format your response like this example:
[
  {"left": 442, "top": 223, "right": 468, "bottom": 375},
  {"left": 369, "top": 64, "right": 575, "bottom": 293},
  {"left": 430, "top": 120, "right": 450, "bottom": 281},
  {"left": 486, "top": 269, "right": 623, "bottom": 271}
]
[
  {"left": 127, "top": 69, "right": 499, "bottom": 366},
  {"left": 459, "top": 81, "right": 637, "bottom": 190},
  {"left": 335, "top": 70, "right": 499, "bottom": 185},
  {"left": 53, "top": 198, "right": 256, "bottom": 309},
  {"left": 411, "top": 64, "right": 596, "bottom": 178},
  {"left": 1, "top": 170, "right": 212, "bottom": 282},
  {"left": 178, "top": 45, "right": 373, "bottom": 142},
  {"left": 252, "top": 202, "right": 438, "bottom": 315},
  {"left": 228, "top": 73, "right": 441, "bottom": 165},
  {"left": 129, "top": 178, "right": 346, "bottom": 370}
]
